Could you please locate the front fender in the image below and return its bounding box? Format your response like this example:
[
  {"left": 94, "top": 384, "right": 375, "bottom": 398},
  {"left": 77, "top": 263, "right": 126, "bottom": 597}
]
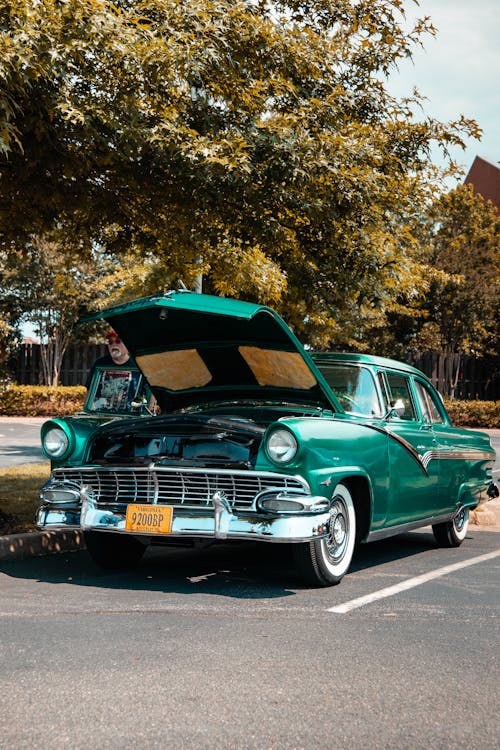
[
  {"left": 41, "top": 417, "right": 101, "bottom": 468},
  {"left": 257, "top": 417, "right": 389, "bottom": 530}
]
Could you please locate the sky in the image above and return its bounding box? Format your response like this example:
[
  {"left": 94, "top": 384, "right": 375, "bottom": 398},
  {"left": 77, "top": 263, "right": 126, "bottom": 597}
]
[{"left": 387, "top": 0, "right": 499, "bottom": 180}]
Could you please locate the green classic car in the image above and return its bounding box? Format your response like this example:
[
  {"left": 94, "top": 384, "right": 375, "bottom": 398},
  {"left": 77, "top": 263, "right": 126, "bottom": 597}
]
[{"left": 37, "top": 291, "right": 498, "bottom": 586}]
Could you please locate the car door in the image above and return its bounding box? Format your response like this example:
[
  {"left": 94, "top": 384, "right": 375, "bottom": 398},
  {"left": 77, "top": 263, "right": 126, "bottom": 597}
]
[
  {"left": 411, "top": 377, "right": 455, "bottom": 515},
  {"left": 379, "top": 370, "right": 440, "bottom": 525},
  {"left": 412, "top": 378, "right": 493, "bottom": 513}
]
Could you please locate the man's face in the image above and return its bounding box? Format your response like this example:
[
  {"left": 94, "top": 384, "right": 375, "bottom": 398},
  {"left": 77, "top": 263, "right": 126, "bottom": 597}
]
[{"left": 107, "top": 335, "right": 129, "bottom": 364}]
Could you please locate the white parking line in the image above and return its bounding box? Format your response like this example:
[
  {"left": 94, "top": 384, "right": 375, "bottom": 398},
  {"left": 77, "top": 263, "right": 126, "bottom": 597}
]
[{"left": 327, "top": 550, "right": 500, "bottom": 614}]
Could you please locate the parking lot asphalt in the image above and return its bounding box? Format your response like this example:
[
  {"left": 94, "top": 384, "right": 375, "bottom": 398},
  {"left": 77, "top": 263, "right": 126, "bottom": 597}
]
[
  {"left": 1, "top": 528, "right": 499, "bottom": 750},
  {"left": 0, "top": 416, "right": 47, "bottom": 467}
]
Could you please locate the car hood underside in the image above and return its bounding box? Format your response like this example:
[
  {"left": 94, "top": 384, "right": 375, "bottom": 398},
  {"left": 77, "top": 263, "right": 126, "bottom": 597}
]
[{"left": 83, "top": 290, "right": 340, "bottom": 413}]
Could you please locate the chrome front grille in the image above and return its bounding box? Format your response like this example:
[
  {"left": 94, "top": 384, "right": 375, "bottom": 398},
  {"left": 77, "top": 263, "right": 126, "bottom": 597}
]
[{"left": 52, "top": 467, "right": 309, "bottom": 511}]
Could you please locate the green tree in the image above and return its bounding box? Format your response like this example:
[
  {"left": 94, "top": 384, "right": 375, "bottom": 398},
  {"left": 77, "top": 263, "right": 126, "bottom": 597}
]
[
  {"left": 0, "top": 0, "right": 479, "bottom": 346},
  {"left": 0, "top": 233, "right": 154, "bottom": 384},
  {"left": 0, "top": 309, "right": 17, "bottom": 380},
  {"left": 417, "top": 184, "right": 500, "bottom": 360},
  {"left": 370, "top": 185, "right": 500, "bottom": 377}
]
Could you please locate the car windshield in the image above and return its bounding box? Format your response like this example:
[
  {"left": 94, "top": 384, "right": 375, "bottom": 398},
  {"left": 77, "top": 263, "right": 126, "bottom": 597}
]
[
  {"left": 317, "top": 363, "right": 383, "bottom": 417},
  {"left": 85, "top": 367, "right": 151, "bottom": 414}
]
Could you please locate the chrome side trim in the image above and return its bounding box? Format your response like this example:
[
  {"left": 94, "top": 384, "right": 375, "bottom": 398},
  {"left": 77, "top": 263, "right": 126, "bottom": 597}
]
[
  {"left": 420, "top": 449, "right": 496, "bottom": 470},
  {"left": 362, "top": 423, "right": 495, "bottom": 474},
  {"left": 365, "top": 512, "right": 455, "bottom": 542},
  {"left": 362, "top": 424, "right": 429, "bottom": 475}
]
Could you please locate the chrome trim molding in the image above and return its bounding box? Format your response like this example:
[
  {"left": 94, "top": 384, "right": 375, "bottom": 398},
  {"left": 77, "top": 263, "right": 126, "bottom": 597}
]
[
  {"left": 361, "top": 423, "right": 495, "bottom": 475},
  {"left": 362, "top": 424, "right": 429, "bottom": 476},
  {"left": 420, "top": 449, "right": 496, "bottom": 470},
  {"left": 366, "top": 512, "right": 455, "bottom": 542}
]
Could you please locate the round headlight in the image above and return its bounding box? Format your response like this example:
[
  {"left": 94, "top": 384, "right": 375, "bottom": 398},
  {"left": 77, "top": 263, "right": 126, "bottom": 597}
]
[
  {"left": 266, "top": 429, "right": 298, "bottom": 464},
  {"left": 43, "top": 427, "right": 70, "bottom": 458}
]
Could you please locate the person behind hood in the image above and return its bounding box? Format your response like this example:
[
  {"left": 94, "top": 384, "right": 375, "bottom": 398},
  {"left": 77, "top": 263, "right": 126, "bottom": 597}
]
[{"left": 85, "top": 330, "right": 135, "bottom": 388}]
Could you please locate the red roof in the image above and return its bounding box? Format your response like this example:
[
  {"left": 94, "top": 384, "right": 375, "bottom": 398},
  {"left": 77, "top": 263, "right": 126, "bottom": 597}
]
[{"left": 464, "top": 156, "right": 500, "bottom": 212}]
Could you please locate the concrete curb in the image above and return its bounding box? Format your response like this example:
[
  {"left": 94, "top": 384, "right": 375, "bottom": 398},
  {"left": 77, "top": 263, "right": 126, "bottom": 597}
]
[
  {"left": 470, "top": 497, "right": 500, "bottom": 530},
  {"left": 0, "top": 529, "right": 85, "bottom": 561}
]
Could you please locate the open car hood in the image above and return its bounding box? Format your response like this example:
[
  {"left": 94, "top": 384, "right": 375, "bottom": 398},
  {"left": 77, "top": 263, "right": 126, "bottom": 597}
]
[{"left": 83, "top": 291, "right": 341, "bottom": 414}]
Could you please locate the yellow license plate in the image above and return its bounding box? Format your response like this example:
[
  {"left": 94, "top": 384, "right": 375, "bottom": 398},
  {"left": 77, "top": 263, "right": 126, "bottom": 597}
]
[{"left": 125, "top": 504, "right": 173, "bottom": 534}]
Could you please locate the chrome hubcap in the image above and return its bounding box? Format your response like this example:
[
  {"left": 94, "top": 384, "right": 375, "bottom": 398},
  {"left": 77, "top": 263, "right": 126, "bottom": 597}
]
[
  {"left": 333, "top": 514, "right": 346, "bottom": 545},
  {"left": 325, "top": 498, "right": 349, "bottom": 562},
  {"left": 454, "top": 508, "right": 468, "bottom": 532}
]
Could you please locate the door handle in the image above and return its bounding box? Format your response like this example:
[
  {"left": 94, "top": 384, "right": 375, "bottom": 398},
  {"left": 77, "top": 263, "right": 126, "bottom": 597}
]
[{"left": 419, "top": 424, "right": 433, "bottom": 431}]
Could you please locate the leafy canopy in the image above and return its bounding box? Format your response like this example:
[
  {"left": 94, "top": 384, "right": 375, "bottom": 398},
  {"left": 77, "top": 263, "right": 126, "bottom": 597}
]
[
  {"left": 0, "top": 0, "right": 480, "bottom": 346},
  {"left": 417, "top": 185, "right": 500, "bottom": 357},
  {"left": 0, "top": 234, "right": 141, "bottom": 383}
]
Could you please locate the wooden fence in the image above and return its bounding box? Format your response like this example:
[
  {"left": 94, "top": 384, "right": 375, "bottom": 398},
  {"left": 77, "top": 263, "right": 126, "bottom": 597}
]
[
  {"left": 407, "top": 352, "right": 499, "bottom": 400},
  {"left": 11, "top": 343, "right": 107, "bottom": 387},
  {"left": 7, "top": 344, "right": 500, "bottom": 400}
]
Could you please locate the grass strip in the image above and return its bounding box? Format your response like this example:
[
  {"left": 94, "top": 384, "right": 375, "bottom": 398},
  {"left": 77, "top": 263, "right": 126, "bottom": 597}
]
[{"left": 0, "top": 462, "right": 51, "bottom": 534}]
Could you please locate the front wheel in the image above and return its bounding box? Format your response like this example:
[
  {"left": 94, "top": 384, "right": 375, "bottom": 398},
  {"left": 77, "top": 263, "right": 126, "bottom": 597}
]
[
  {"left": 292, "top": 483, "right": 356, "bottom": 587},
  {"left": 84, "top": 531, "right": 147, "bottom": 570},
  {"left": 432, "top": 507, "right": 469, "bottom": 548}
]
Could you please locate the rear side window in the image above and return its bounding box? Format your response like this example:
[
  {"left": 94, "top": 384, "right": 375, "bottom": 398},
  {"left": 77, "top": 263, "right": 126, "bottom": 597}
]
[
  {"left": 384, "top": 372, "right": 417, "bottom": 421},
  {"left": 414, "top": 380, "right": 445, "bottom": 424}
]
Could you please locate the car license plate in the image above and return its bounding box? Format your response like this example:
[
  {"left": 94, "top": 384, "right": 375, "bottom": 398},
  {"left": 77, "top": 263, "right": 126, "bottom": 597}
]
[{"left": 125, "top": 504, "right": 173, "bottom": 534}]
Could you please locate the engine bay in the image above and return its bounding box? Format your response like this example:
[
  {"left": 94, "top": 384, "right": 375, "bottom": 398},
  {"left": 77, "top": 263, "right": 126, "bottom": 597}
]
[{"left": 88, "top": 413, "right": 266, "bottom": 469}]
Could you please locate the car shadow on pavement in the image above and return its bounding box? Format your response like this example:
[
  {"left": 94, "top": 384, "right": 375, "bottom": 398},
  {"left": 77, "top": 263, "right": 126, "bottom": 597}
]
[
  {"left": 350, "top": 529, "right": 440, "bottom": 572},
  {"left": 0, "top": 530, "right": 447, "bottom": 599},
  {"left": 1, "top": 541, "right": 299, "bottom": 598}
]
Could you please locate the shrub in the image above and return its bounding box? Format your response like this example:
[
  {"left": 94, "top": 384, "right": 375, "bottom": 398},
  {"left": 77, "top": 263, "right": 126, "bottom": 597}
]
[
  {"left": 444, "top": 399, "right": 500, "bottom": 429},
  {"left": 0, "top": 384, "right": 86, "bottom": 416}
]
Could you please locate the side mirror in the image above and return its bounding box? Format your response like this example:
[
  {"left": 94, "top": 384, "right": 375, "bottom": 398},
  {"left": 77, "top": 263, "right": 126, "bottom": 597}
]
[{"left": 384, "top": 399, "right": 405, "bottom": 420}]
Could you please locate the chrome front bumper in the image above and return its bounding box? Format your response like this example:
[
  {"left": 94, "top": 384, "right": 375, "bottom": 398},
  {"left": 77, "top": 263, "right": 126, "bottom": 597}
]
[{"left": 37, "top": 487, "right": 332, "bottom": 543}]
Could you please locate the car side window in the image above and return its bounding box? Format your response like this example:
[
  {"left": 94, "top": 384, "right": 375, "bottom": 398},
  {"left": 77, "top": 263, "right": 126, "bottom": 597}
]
[
  {"left": 384, "top": 372, "right": 417, "bottom": 421},
  {"left": 414, "top": 380, "right": 445, "bottom": 424}
]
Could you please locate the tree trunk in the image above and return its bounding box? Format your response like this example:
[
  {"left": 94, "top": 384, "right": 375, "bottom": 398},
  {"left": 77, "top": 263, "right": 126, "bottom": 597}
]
[
  {"left": 449, "top": 352, "right": 462, "bottom": 400},
  {"left": 39, "top": 331, "right": 71, "bottom": 386}
]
